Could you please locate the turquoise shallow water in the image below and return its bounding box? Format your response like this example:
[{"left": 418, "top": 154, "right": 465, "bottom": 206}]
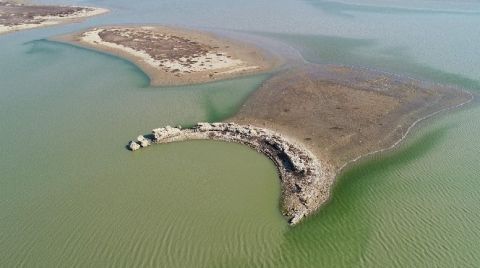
[{"left": 1, "top": 0, "right": 480, "bottom": 267}]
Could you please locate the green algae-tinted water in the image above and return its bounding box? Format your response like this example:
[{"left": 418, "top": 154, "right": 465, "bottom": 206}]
[
  {"left": 271, "top": 104, "right": 480, "bottom": 267},
  {"left": 0, "top": 40, "right": 286, "bottom": 267},
  {"left": 1, "top": 139, "right": 285, "bottom": 267},
  {"left": 2, "top": 39, "right": 480, "bottom": 268},
  {"left": 2, "top": 0, "right": 480, "bottom": 266}
]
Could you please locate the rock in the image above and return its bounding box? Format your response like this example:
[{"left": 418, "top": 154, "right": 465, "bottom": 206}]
[
  {"left": 196, "top": 122, "right": 212, "bottom": 131},
  {"left": 129, "top": 121, "right": 325, "bottom": 226},
  {"left": 137, "top": 135, "right": 151, "bottom": 147},
  {"left": 128, "top": 141, "right": 141, "bottom": 151},
  {"left": 289, "top": 213, "right": 302, "bottom": 225},
  {"left": 152, "top": 126, "right": 181, "bottom": 140},
  {"left": 140, "top": 140, "right": 150, "bottom": 147}
]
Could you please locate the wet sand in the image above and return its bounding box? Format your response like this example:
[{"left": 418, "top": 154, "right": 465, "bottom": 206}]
[
  {"left": 227, "top": 64, "right": 472, "bottom": 223},
  {"left": 232, "top": 64, "right": 473, "bottom": 171},
  {"left": 128, "top": 64, "right": 473, "bottom": 225},
  {"left": 57, "top": 26, "right": 279, "bottom": 86}
]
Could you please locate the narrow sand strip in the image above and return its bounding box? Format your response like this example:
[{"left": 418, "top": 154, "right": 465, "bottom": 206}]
[
  {"left": 56, "top": 26, "right": 278, "bottom": 86},
  {"left": 0, "top": 7, "right": 108, "bottom": 35},
  {"left": 81, "top": 28, "right": 251, "bottom": 74}
]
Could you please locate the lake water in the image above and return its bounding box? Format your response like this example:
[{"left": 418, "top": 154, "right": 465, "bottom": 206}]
[{"left": 1, "top": 0, "right": 479, "bottom": 267}]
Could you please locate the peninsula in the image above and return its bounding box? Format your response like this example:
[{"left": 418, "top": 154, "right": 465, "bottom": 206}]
[
  {"left": 56, "top": 26, "right": 278, "bottom": 86},
  {"left": 0, "top": 1, "right": 108, "bottom": 35},
  {"left": 128, "top": 64, "right": 473, "bottom": 225}
]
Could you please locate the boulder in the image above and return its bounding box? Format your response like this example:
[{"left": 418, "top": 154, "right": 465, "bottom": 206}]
[
  {"left": 196, "top": 122, "right": 212, "bottom": 131},
  {"left": 137, "top": 135, "right": 151, "bottom": 147},
  {"left": 140, "top": 139, "right": 151, "bottom": 147},
  {"left": 128, "top": 141, "right": 141, "bottom": 151},
  {"left": 289, "top": 213, "right": 302, "bottom": 225},
  {"left": 152, "top": 126, "right": 181, "bottom": 140}
]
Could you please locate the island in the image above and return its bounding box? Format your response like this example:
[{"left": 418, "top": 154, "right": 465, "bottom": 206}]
[
  {"left": 128, "top": 64, "right": 473, "bottom": 225},
  {"left": 55, "top": 26, "right": 278, "bottom": 86},
  {"left": 0, "top": 1, "right": 108, "bottom": 35}
]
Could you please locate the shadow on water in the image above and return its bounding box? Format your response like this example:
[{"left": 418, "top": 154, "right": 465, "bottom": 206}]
[
  {"left": 201, "top": 74, "right": 271, "bottom": 122},
  {"left": 25, "top": 39, "right": 272, "bottom": 126},
  {"left": 260, "top": 32, "right": 480, "bottom": 91},
  {"left": 272, "top": 124, "right": 452, "bottom": 266},
  {"left": 26, "top": 39, "right": 152, "bottom": 88},
  {"left": 24, "top": 39, "right": 64, "bottom": 55}
]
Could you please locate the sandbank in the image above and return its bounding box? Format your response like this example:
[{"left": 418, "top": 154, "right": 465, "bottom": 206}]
[
  {"left": 0, "top": 1, "right": 108, "bottom": 35},
  {"left": 128, "top": 64, "right": 473, "bottom": 225},
  {"left": 56, "top": 25, "right": 279, "bottom": 86}
]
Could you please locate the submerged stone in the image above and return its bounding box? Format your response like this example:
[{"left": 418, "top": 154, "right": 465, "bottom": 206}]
[{"left": 128, "top": 141, "right": 141, "bottom": 151}]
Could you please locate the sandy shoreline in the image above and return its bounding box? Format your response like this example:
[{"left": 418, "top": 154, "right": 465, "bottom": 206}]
[
  {"left": 55, "top": 25, "right": 279, "bottom": 86},
  {"left": 127, "top": 64, "right": 472, "bottom": 225},
  {"left": 0, "top": 2, "right": 109, "bottom": 35}
]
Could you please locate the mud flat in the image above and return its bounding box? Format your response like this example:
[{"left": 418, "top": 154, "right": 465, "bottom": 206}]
[
  {"left": 0, "top": 1, "right": 108, "bottom": 35},
  {"left": 56, "top": 26, "right": 278, "bottom": 86},
  {"left": 128, "top": 64, "right": 472, "bottom": 225},
  {"left": 231, "top": 65, "right": 473, "bottom": 170},
  {"left": 230, "top": 65, "right": 472, "bottom": 224}
]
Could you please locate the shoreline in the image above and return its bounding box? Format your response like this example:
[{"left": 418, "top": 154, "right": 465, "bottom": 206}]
[
  {"left": 231, "top": 65, "right": 473, "bottom": 171},
  {"left": 55, "top": 25, "right": 280, "bottom": 86},
  {"left": 128, "top": 123, "right": 335, "bottom": 225},
  {"left": 0, "top": 2, "right": 109, "bottom": 35},
  {"left": 125, "top": 63, "right": 472, "bottom": 225},
  {"left": 49, "top": 22, "right": 472, "bottom": 226},
  {"left": 127, "top": 93, "right": 473, "bottom": 225},
  {"left": 338, "top": 88, "right": 475, "bottom": 173}
]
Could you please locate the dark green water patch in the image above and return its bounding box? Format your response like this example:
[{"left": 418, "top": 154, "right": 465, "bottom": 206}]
[
  {"left": 22, "top": 39, "right": 270, "bottom": 127},
  {"left": 269, "top": 124, "right": 450, "bottom": 266},
  {"left": 263, "top": 32, "right": 480, "bottom": 91},
  {"left": 36, "top": 39, "right": 152, "bottom": 88}
]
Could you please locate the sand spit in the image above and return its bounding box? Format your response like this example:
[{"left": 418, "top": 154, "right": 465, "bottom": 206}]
[
  {"left": 58, "top": 26, "right": 277, "bottom": 86},
  {"left": 128, "top": 122, "right": 334, "bottom": 225},
  {"left": 229, "top": 64, "right": 470, "bottom": 223},
  {"left": 0, "top": 1, "right": 108, "bottom": 35},
  {"left": 126, "top": 65, "right": 472, "bottom": 225},
  {"left": 232, "top": 65, "right": 473, "bottom": 170}
]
